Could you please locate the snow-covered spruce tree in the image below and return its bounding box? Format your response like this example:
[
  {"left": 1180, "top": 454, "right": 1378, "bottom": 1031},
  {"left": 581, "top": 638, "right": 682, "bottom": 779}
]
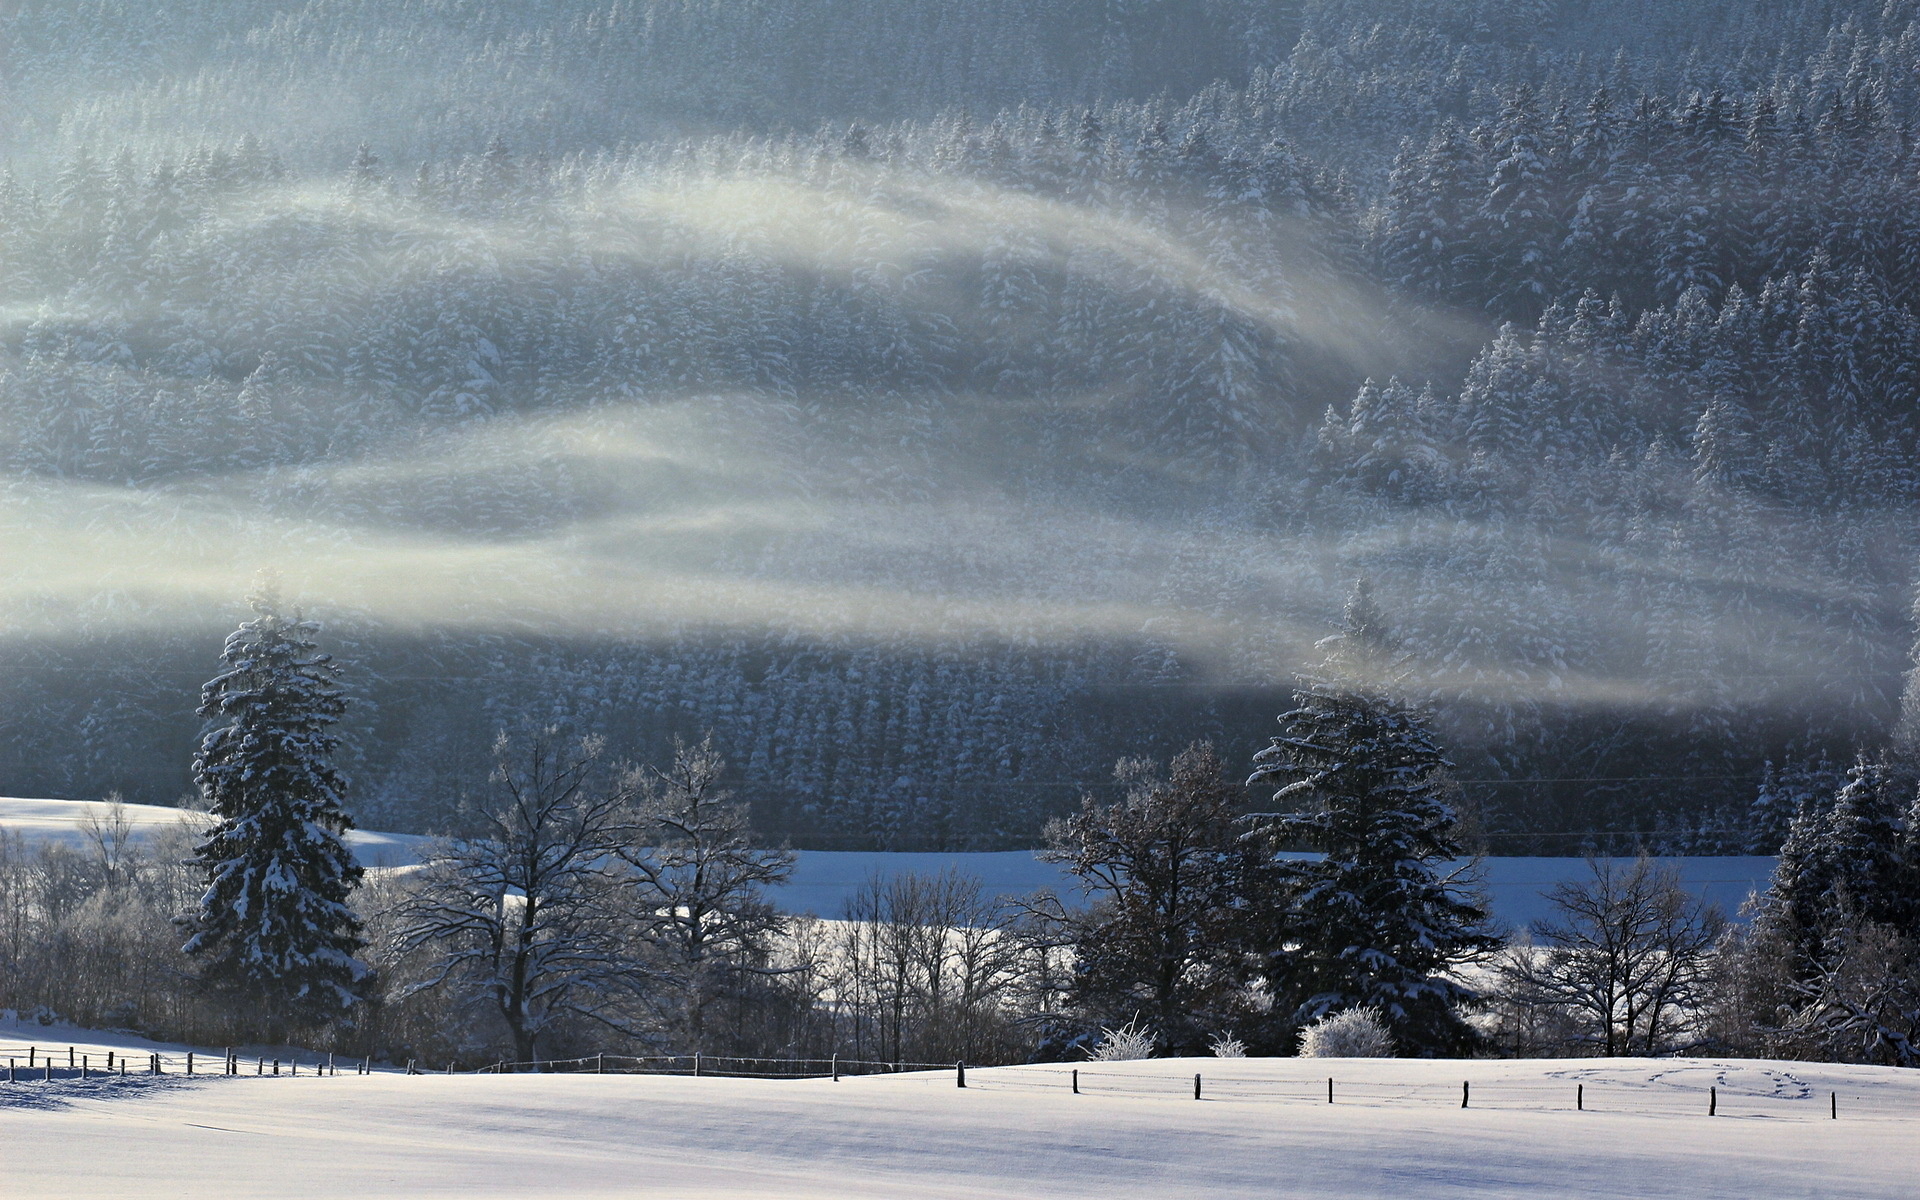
[
  {"left": 1247, "top": 580, "right": 1495, "bottom": 1056},
  {"left": 181, "top": 587, "right": 366, "bottom": 1033}
]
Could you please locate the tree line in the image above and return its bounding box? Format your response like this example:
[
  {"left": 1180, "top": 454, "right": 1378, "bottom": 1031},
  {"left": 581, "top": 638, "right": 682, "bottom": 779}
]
[{"left": 9, "top": 585, "right": 1918, "bottom": 1069}]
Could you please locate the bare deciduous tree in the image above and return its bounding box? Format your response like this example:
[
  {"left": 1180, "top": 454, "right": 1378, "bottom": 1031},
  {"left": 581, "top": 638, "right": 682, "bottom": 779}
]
[
  {"left": 391, "top": 730, "right": 641, "bottom": 1065},
  {"left": 1497, "top": 856, "right": 1725, "bottom": 1056},
  {"left": 618, "top": 735, "right": 794, "bottom": 1053}
]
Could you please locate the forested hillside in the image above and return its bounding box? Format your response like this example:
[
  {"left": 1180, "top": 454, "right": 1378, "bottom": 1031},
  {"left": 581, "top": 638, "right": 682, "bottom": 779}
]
[{"left": 3, "top": 0, "right": 1919, "bottom": 850}]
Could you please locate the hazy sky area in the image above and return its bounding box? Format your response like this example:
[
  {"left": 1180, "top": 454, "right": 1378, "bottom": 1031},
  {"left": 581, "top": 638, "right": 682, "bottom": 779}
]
[{"left": 2, "top": 0, "right": 1916, "bottom": 850}]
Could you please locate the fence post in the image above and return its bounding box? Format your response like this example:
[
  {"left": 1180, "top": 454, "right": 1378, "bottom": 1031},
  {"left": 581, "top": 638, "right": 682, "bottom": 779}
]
[
  {"left": 1194, "top": 1073, "right": 1201, "bottom": 1100},
  {"left": 694, "top": 1052, "right": 702, "bottom": 1078},
  {"left": 956, "top": 1062, "right": 966, "bottom": 1088},
  {"left": 1831, "top": 1091, "right": 1837, "bottom": 1119},
  {"left": 27, "top": 1047, "right": 34, "bottom": 1068},
  {"left": 1708, "top": 1086, "right": 1716, "bottom": 1116},
  {"left": 831, "top": 1054, "right": 839, "bottom": 1082},
  {"left": 44, "top": 1061, "right": 51, "bottom": 1082},
  {"left": 81, "top": 1055, "right": 88, "bottom": 1080},
  {"left": 1327, "top": 1077, "right": 1333, "bottom": 1104},
  {"left": 152, "top": 1053, "right": 160, "bottom": 1075},
  {"left": 108, "top": 1051, "right": 114, "bottom": 1071},
  {"left": 597, "top": 1053, "right": 604, "bottom": 1075},
  {"left": 1072, "top": 1068, "right": 1079, "bottom": 1095},
  {"left": 1577, "top": 1084, "right": 1583, "bottom": 1111},
  {"left": 1461, "top": 1080, "right": 1469, "bottom": 1109},
  {"left": 329, "top": 1053, "right": 335, "bottom": 1077},
  {"left": 188, "top": 1052, "right": 195, "bottom": 1076},
  {"left": 69, "top": 1046, "right": 75, "bottom": 1068}
]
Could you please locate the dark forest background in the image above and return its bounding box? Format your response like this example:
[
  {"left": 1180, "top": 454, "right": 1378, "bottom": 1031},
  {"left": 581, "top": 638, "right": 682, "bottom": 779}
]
[{"left": 4, "top": 0, "right": 1920, "bottom": 851}]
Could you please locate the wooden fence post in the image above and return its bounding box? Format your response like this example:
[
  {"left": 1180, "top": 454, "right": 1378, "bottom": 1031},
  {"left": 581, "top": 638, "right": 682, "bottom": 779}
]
[
  {"left": 1577, "top": 1083, "right": 1583, "bottom": 1111},
  {"left": 1461, "top": 1080, "right": 1469, "bottom": 1108},
  {"left": 1072, "top": 1068, "right": 1079, "bottom": 1095},
  {"left": 1327, "top": 1077, "right": 1333, "bottom": 1104},
  {"left": 1831, "top": 1091, "right": 1837, "bottom": 1119},
  {"left": 1194, "top": 1073, "right": 1202, "bottom": 1100},
  {"left": 187, "top": 1052, "right": 195, "bottom": 1076},
  {"left": 831, "top": 1054, "right": 839, "bottom": 1082},
  {"left": 956, "top": 1062, "right": 966, "bottom": 1088},
  {"left": 694, "top": 1052, "right": 702, "bottom": 1078},
  {"left": 81, "top": 1055, "right": 88, "bottom": 1080},
  {"left": 1709, "top": 1086, "right": 1716, "bottom": 1116},
  {"left": 68, "top": 1046, "right": 74, "bottom": 1068}
]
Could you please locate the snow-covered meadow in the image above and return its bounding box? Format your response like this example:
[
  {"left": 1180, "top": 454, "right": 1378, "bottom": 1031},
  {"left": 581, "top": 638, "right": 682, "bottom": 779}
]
[
  {"left": 0, "top": 1017, "right": 1912, "bottom": 1200},
  {"left": 0, "top": 796, "right": 429, "bottom": 869}
]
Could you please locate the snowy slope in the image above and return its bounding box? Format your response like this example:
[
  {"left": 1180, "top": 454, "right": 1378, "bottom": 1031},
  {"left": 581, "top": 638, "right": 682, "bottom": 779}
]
[
  {"left": 0, "top": 796, "right": 429, "bottom": 869},
  {"left": 771, "top": 850, "right": 1778, "bottom": 929},
  {"left": 0, "top": 1021, "right": 1912, "bottom": 1200}
]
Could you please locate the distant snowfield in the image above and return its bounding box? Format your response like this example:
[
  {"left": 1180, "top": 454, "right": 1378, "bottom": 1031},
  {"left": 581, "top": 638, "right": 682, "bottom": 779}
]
[
  {"left": 0, "top": 795, "right": 429, "bottom": 869},
  {"left": 0, "top": 796, "right": 1778, "bottom": 927},
  {"left": 0, "top": 1019, "right": 1912, "bottom": 1199}
]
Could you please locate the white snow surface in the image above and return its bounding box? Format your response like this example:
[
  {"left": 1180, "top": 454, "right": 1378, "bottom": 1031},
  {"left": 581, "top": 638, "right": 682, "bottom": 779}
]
[
  {"left": 0, "top": 795, "right": 428, "bottom": 868},
  {"left": 0, "top": 1018, "right": 1912, "bottom": 1198}
]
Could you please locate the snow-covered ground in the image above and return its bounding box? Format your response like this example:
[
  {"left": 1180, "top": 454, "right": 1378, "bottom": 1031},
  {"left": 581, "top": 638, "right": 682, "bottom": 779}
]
[
  {"left": 2, "top": 795, "right": 1779, "bottom": 926},
  {"left": 0, "top": 796, "right": 428, "bottom": 869},
  {"left": 0, "top": 1017, "right": 1910, "bottom": 1199}
]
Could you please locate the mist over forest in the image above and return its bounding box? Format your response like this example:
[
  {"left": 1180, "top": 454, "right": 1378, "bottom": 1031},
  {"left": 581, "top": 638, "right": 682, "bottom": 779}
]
[{"left": 4, "top": 0, "right": 1919, "bottom": 852}]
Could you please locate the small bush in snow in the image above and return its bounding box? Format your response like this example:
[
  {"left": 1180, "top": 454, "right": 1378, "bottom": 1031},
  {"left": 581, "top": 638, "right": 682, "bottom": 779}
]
[
  {"left": 1208, "top": 1033, "right": 1247, "bottom": 1058},
  {"left": 1089, "top": 1019, "right": 1157, "bottom": 1061},
  {"left": 1297, "top": 1007, "right": 1394, "bottom": 1058}
]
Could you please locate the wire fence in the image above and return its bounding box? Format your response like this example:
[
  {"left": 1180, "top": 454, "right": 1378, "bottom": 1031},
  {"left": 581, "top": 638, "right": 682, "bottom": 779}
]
[
  {"left": 2, "top": 1042, "right": 1904, "bottom": 1124},
  {"left": 957, "top": 1062, "right": 1901, "bottom": 1124},
  {"left": 471, "top": 1054, "right": 955, "bottom": 1079},
  {"left": 1, "top": 1043, "right": 359, "bottom": 1080}
]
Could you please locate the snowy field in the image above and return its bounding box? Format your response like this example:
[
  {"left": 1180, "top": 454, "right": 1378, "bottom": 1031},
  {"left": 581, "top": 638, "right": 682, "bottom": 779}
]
[
  {"left": 0, "top": 795, "right": 428, "bottom": 868},
  {"left": 1, "top": 796, "right": 1778, "bottom": 927},
  {"left": 1, "top": 1018, "right": 1913, "bottom": 1199}
]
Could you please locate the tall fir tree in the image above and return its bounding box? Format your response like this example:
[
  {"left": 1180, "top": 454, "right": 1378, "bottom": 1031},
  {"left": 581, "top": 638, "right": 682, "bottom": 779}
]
[
  {"left": 182, "top": 585, "right": 366, "bottom": 1030},
  {"left": 1248, "top": 581, "right": 1495, "bottom": 1055}
]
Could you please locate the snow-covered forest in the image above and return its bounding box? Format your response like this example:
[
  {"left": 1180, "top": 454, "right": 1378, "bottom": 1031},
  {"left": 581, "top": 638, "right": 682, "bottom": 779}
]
[{"left": 4, "top": 0, "right": 1920, "bottom": 852}]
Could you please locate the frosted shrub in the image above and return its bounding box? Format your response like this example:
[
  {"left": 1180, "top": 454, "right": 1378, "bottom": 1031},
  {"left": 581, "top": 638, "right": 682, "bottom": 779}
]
[
  {"left": 1089, "top": 1019, "right": 1157, "bottom": 1061},
  {"left": 1208, "top": 1033, "right": 1247, "bottom": 1058},
  {"left": 1297, "top": 1007, "right": 1394, "bottom": 1058}
]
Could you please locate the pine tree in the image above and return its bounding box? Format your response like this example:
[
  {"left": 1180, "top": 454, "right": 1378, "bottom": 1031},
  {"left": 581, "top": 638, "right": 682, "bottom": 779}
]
[
  {"left": 182, "top": 586, "right": 366, "bottom": 1030},
  {"left": 1247, "top": 582, "right": 1495, "bottom": 1055}
]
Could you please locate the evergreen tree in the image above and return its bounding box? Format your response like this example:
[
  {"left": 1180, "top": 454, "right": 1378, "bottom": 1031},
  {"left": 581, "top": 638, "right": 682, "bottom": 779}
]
[
  {"left": 1247, "top": 582, "right": 1495, "bottom": 1055},
  {"left": 181, "top": 586, "right": 366, "bottom": 1029}
]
